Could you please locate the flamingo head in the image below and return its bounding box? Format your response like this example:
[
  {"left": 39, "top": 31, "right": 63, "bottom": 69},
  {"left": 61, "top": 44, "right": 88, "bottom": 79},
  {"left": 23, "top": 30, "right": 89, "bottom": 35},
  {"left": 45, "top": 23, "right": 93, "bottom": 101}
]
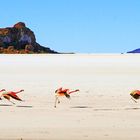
[
  {"left": 0, "top": 89, "right": 6, "bottom": 92},
  {"left": 55, "top": 89, "right": 58, "bottom": 93},
  {"left": 75, "top": 89, "right": 80, "bottom": 92},
  {"left": 20, "top": 89, "right": 24, "bottom": 92}
]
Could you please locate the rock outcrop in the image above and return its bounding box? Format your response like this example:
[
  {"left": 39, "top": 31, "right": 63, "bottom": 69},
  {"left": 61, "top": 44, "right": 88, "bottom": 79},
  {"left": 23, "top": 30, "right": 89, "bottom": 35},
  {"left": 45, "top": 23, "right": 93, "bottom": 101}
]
[{"left": 0, "top": 22, "right": 57, "bottom": 53}]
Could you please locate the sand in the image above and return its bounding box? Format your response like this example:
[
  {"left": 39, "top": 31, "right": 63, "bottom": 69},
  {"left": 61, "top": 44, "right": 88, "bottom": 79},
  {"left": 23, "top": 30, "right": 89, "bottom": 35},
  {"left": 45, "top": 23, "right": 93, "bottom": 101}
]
[{"left": 0, "top": 54, "right": 140, "bottom": 140}]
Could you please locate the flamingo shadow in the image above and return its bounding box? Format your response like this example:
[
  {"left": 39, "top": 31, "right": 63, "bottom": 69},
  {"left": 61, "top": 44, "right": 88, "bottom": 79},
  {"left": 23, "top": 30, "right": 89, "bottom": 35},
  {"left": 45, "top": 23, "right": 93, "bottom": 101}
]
[
  {"left": 71, "top": 106, "right": 140, "bottom": 111},
  {"left": 124, "top": 107, "right": 140, "bottom": 110},
  {"left": 0, "top": 104, "right": 13, "bottom": 106},
  {"left": 93, "top": 108, "right": 119, "bottom": 111},
  {"left": 16, "top": 105, "right": 33, "bottom": 108},
  {"left": 71, "top": 106, "right": 92, "bottom": 108},
  {"left": 93, "top": 108, "right": 140, "bottom": 111}
]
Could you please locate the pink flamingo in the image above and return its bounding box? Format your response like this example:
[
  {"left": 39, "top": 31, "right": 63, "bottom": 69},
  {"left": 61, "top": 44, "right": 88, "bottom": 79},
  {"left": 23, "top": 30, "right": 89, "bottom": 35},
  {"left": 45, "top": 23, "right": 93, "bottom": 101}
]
[
  {"left": 54, "top": 87, "right": 79, "bottom": 107},
  {"left": 130, "top": 90, "right": 140, "bottom": 103},
  {"left": 0, "top": 89, "right": 24, "bottom": 104}
]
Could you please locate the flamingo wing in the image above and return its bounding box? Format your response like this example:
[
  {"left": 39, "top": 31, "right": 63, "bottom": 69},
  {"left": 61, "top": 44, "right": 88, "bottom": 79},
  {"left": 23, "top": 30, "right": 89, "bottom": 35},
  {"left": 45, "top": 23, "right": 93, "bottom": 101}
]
[
  {"left": 132, "top": 94, "right": 140, "bottom": 99},
  {"left": 131, "top": 90, "right": 140, "bottom": 95},
  {"left": 58, "top": 91, "right": 70, "bottom": 98},
  {"left": 130, "top": 90, "right": 140, "bottom": 99},
  {"left": 3, "top": 94, "right": 10, "bottom": 100},
  {"left": 136, "top": 90, "right": 140, "bottom": 95},
  {"left": 64, "top": 92, "right": 70, "bottom": 98},
  {"left": 7, "top": 93, "right": 22, "bottom": 101}
]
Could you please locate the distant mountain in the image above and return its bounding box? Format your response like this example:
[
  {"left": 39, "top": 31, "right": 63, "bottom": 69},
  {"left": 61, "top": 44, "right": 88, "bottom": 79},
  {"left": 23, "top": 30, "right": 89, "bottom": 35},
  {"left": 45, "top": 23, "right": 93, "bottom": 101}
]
[
  {"left": 0, "top": 22, "right": 57, "bottom": 54},
  {"left": 127, "top": 48, "right": 140, "bottom": 53}
]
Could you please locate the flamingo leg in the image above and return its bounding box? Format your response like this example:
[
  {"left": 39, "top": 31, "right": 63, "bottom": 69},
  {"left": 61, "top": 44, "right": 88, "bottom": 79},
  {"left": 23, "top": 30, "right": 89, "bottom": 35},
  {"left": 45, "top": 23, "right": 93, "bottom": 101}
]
[
  {"left": 58, "top": 97, "right": 60, "bottom": 104},
  {"left": 54, "top": 95, "right": 58, "bottom": 108},
  {"left": 131, "top": 97, "right": 137, "bottom": 103},
  {"left": 9, "top": 100, "right": 15, "bottom": 105}
]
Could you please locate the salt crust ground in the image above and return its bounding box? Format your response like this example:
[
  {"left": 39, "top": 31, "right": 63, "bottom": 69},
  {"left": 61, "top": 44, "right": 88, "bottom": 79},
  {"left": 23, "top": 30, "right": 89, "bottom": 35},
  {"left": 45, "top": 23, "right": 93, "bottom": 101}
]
[{"left": 0, "top": 54, "right": 140, "bottom": 140}]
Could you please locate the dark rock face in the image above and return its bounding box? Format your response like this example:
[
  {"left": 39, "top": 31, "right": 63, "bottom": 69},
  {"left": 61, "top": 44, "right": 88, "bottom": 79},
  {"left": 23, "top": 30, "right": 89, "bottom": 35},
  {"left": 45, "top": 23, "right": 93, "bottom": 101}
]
[
  {"left": 0, "top": 22, "right": 57, "bottom": 53},
  {"left": 127, "top": 48, "right": 140, "bottom": 53}
]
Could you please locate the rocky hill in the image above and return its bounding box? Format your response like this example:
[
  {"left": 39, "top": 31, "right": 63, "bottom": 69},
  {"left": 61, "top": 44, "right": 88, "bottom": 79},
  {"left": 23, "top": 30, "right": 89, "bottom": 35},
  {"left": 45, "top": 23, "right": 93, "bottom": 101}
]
[{"left": 0, "top": 22, "right": 57, "bottom": 54}]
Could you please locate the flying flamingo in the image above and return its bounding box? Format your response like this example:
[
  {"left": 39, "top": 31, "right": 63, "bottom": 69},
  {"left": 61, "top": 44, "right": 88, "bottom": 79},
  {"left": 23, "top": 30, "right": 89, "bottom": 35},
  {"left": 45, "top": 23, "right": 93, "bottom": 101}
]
[
  {"left": 54, "top": 87, "right": 79, "bottom": 108},
  {"left": 0, "top": 89, "right": 24, "bottom": 104},
  {"left": 130, "top": 90, "right": 140, "bottom": 103}
]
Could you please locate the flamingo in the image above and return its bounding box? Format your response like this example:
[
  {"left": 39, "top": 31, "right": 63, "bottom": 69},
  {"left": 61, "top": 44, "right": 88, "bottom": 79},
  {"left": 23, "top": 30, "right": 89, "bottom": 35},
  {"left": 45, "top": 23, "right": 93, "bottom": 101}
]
[
  {"left": 130, "top": 90, "right": 140, "bottom": 103},
  {"left": 54, "top": 87, "right": 79, "bottom": 108},
  {"left": 0, "top": 89, "right": 24, "bottom": 104}
]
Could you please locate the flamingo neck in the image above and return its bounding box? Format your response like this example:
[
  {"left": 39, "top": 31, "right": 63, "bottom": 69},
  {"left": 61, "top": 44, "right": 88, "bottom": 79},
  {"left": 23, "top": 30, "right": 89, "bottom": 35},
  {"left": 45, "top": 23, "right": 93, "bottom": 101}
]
[
  {"left": 15, "top": 90, "right": 22, "bottom": 94},
  {"left": 69, "top": 90, "right": 78, "bottom": 94}
]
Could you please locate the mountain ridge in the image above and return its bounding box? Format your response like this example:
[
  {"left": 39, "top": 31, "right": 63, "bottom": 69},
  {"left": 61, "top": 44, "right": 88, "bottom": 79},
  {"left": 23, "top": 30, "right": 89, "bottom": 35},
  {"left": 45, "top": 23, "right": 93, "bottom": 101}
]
[
  {"left": 127, "top": 48, "right": 140, "bottom": 53},
  {"left": 0, "top": 22, "right": 57, "bottom": 54}
]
